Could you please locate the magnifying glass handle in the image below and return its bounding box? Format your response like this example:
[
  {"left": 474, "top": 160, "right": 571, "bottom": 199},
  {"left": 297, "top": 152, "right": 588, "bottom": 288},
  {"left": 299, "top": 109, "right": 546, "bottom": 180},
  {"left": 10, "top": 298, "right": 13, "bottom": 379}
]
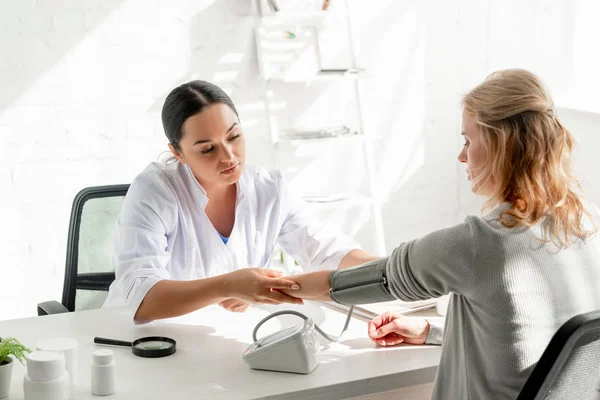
[{"left": 94, "top": 337, "right": 133, "bottom": 347}]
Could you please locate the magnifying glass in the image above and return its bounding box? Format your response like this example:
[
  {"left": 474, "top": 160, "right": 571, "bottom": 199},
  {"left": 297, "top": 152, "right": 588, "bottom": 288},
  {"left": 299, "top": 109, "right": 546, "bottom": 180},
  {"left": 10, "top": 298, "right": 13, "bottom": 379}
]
[{"left": 94, "top": 336, "right": 176, "bottom": 358}]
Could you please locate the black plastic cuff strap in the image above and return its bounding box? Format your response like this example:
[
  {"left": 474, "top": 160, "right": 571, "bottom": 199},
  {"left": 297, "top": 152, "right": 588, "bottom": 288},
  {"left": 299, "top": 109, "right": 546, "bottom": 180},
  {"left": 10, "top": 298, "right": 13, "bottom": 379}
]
[{"left": 329, "top": 258, "right": 396, "bottom": 305}]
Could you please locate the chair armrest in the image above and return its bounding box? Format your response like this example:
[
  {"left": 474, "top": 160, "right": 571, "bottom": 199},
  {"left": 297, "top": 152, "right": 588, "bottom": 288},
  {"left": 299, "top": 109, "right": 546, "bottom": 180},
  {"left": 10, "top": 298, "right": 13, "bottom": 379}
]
[{"left": 37, "top": 301, "right": 70, "bottom": 316}]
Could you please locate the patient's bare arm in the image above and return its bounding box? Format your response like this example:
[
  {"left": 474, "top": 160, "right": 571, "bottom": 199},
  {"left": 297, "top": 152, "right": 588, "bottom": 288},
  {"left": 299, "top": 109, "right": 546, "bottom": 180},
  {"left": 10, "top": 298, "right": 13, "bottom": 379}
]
[{"left": 281, "top": 270, "right": 332, "bottom": 301}]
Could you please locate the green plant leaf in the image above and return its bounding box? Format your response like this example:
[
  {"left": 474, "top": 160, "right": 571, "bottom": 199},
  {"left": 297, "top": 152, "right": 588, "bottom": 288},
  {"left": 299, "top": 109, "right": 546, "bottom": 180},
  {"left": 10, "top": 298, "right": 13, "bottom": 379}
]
[{"left": 0, "top": 337, "right": 32, "bottom": 365}]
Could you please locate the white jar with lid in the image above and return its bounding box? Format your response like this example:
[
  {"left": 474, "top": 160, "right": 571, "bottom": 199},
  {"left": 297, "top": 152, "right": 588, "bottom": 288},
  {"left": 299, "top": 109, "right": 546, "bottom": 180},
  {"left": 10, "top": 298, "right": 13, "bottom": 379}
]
[
  {"left": 36, "top": 338, "right": 78, "bottom": 386},
  {"left": 23, "top": 351, "right": 70, "bottom": 400},
  {"left": 91, "top": 349, "right": 116, "bottom": 396}
]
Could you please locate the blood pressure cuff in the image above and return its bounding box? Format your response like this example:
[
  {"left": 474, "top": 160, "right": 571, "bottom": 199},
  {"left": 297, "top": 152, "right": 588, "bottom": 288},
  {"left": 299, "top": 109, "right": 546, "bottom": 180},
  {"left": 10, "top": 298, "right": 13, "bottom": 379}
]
[{"left": 328, "top": 258, "right": 396, "bottom": 305}]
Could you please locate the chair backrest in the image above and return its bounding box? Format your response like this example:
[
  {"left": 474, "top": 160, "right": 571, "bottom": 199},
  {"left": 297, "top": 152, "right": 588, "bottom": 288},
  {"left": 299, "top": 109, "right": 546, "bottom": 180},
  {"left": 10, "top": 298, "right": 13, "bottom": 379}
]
[
  {"left": 61, "top": 184, "right": 129, "bottom": 312},
  {"left": 517, "top": 309, "right": 600, "bottom": 400}
]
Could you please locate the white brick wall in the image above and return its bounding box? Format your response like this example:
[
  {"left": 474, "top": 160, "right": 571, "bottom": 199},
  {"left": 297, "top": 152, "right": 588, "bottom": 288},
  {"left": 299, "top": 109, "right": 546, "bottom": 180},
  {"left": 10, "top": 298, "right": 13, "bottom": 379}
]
[{"left": 1, "top": 0, "right": 599, "bottom": 320}]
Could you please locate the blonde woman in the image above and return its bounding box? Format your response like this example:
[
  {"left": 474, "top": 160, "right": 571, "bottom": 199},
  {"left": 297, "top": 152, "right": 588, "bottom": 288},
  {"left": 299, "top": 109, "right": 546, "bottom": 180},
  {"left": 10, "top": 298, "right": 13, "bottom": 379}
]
[{"left": 283, "top": 69, "right": 600, "bottom": 399}]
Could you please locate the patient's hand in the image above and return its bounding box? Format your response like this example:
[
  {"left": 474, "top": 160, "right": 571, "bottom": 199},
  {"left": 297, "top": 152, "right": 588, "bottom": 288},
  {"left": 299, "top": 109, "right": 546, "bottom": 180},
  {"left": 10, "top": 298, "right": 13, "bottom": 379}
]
[
  {"left": 280, "top": 270, "right": 332, "bottom": 302},
  {"left": 368, "top": 313, "right": 430, "bottom": 346}
]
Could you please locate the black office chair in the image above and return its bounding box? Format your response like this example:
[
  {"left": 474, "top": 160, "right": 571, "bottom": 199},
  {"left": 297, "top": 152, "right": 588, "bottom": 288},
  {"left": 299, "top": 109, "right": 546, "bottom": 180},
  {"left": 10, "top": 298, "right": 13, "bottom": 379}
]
[
  {"left": 517, "top": 309, "right": 600, "bottom": 400},
  {"left": 37, "top": 184, "right": 129, "bottom": 316}
]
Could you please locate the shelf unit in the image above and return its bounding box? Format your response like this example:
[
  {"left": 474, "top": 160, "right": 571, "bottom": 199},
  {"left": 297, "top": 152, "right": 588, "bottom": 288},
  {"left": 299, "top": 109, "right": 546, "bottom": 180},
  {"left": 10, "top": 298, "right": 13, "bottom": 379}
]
[{"left": 252, "top": 0, "right": 386, "bottom": 257}]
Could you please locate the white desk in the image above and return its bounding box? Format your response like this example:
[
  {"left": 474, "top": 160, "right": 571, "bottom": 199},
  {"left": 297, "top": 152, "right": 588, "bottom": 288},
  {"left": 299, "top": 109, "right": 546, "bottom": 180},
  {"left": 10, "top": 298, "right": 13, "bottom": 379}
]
[{"left": 0, "top": 303, "right": 442, "bottom": 399}]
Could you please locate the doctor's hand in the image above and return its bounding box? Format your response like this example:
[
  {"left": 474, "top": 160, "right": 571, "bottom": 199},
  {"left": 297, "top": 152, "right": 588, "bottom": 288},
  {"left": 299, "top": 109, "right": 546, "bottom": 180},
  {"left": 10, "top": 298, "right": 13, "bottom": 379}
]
[
  {"left": 368, "top": 313, "right": 430, "bottom": 346},
  {"left": 224, "top": 268, "right": 304, "bottom": 305},
  {"left": 218, "top": 298, "right": 250, "bottom": 313}
]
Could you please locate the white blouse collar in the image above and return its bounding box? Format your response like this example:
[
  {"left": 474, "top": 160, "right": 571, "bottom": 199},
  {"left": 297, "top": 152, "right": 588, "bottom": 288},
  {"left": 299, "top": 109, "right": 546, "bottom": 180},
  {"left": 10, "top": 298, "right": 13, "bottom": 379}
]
[{"left": 183, "top": 163, "right": 249, "bottom": 209}]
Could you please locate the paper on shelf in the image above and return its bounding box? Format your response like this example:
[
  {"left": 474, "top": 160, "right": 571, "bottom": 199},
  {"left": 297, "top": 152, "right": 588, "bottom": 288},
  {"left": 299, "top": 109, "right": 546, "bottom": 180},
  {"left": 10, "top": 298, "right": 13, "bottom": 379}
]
[{"left": 302, "top": 194, "right": 351, "bottom": 203}]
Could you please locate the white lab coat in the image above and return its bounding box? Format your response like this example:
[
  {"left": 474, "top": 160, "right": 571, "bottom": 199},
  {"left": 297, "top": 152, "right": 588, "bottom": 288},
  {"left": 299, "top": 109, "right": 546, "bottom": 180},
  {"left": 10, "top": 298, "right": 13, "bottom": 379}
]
[{"left": 104, "top": 161, "right": 358, "bottom": 316}]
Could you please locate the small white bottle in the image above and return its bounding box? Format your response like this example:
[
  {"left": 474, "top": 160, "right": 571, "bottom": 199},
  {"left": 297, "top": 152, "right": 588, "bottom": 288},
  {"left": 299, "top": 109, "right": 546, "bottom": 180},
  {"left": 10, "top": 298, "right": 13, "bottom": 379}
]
[
  {"left": 23, "top": 351, "right": 70, "bottom": 400},
  {"left": 91, "top": 349, "right": 116, "bottom": 396}
]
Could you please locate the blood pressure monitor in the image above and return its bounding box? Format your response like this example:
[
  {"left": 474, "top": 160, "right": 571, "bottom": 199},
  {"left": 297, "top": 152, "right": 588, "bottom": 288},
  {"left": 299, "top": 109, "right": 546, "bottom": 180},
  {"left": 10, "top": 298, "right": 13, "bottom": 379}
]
[{"left": 242, "top": 307, "right": 353, "bottom": 374}]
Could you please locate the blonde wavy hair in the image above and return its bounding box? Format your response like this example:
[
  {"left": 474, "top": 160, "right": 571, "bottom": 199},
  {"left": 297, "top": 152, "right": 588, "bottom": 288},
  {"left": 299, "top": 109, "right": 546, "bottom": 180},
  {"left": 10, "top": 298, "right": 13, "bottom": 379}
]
[{"left": 462, "top": 69, "right": 595, "bottom": 248}]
